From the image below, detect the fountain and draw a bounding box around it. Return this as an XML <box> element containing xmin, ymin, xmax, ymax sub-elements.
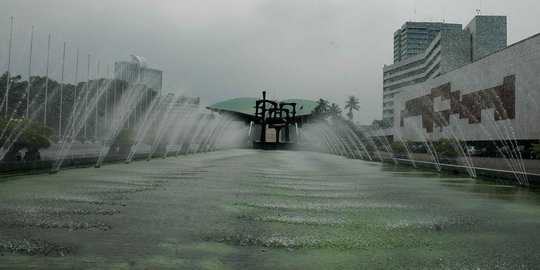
<box><xmin>2</xmin><ymin>7</ymin><xmax>540</xmax><ymax>270</ymax></box>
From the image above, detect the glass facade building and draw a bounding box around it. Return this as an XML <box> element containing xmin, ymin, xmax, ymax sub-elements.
<box><xmin>115</xmin><ymin>55</ymin><xmax>163</xmax><ymax>93</ymax></box>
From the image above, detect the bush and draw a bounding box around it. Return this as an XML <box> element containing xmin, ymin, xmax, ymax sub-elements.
<box><xmin>76</xmin><ymin>134</ymin><xmax>86</xmax><ymax>143</ymax></box>
<box><xmin>532</xmin><ymin>143</ymin><xmax>540</xmax><ymax>159</ymax></box>
<box><xmin>391</xmin><ymin>141</ymin><xmax>407</xmax><ymax>155</ymax></box>
<box><xmin>0</xmin><ymin>115</ymin><xmax>55</xmax><ymax>161</ymax></box>
<box><xmin>434</xmin><ymin>138</ymin><xmax>458</xmax><ymax>158</ymax></box>
<box><xmin>110</xmin><ymin>128</ymin><xmax>135</xmax><ymax>154</ymax></box>
<box><xmin>362</xmin><ymin>140</ymin><xmax>376</xmax><ymax>152</ymax></box>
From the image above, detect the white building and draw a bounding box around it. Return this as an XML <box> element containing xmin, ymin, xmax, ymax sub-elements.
<box><xmin>115</xmin><ymin>55</ymin><xmax>163</xmax><ymax>93</ymax></box>
<box><xmin>382</xmin><ymin>16</ymin><xmax>507</xmax><ymax>126</ymax></box>
<box><xmin>393</xmin><ymin>22</ymin><xmax>462</xmax><ymax>63</ymax></box>
<box><xmin>394</xmin><ymin>33</ymin><xmax>540</xmax><ymax>143</ymax></box>
<box><xmin>162</xmin><ymin>93</ymin><xmax>200</xmax><ymax>114</ymax></box>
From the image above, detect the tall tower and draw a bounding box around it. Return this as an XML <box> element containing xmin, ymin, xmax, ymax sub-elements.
<box><xmin>114</xmin><ymin>55</ymin><xmax>163</xmax><ymax>93</ymax></box>
<box><xmin>393</xmin><ymin>22</ymin><xmax>462</xmax><ymax>62</ymax></box>
<box><xmin>465</xmin><ymin>16</ymin><xmax>507</xmax><ymax>61</ymax></box>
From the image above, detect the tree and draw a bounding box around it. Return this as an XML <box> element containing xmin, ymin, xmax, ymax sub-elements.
<box><xmin>328</xmin><ymin>103</ymin><xmax>342</xmax><ymax>119</ymax></box>
<box><xmin>0</xmin><ymin>115</ymin><xmax>55</xmax><ymax>161</ymax></box>
<box><xmin>2</xmin><ymin>70</ymin><xmax>159</xmax><ymax>143</ymax></box>
<box><xmin>434</xmin><ymin>138</ymin><xmax>458</xmax><ymax>158</ymax></box>
<box><xmin>0</xmin><ymin>72</ymin><xmax>28</xmax><ymax>116</ymax></box>
<box><xmin>110</xmin><ymin>128</ymin><xmax>134</xmax><ymax>155</ymax></box>
<box><xmin>531</xmin><ymin>142</ymin><xmax>540</xmax><ymax>159</ymax></box>
<box><xmin>371</xmin><ymin>119</ymin><xmax>390</xmax><ymax>129</ymax></box>
<box><xmin>391</xmin><ymin>140</ymin><xmax>407</xmax><ymax>155</ymax></box>
<box><xmin>344</xmin><ymin>95</ymin><xmax>360</xmax><ymax>121</ymax></box>
<box><xmin>312</xmin><ymin>98</ymin><xmax>330</xmax><ymax>119</ymax></box>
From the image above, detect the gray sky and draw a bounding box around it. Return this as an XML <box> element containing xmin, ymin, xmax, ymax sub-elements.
<box><xmin>1</xmin><ymin>0</ymin><xmax>539</xmax><ymax>124</ymax></box>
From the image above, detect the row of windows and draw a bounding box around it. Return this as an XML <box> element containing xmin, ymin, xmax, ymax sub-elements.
<box><xmin>384</xmin><ymin>52</ymin><xmax>440</xmax><ymax>85</ymax></box>
<box><xmin>383</xmin><ymin>101</ymin><xmax>394</xmax><ymax>107</ymax></box>
<box><xmin>400</xmin><ymin>34</ymin><xmax>430</xmax><ymax>40</ymax></box>
<box><xmin>383</xmin><ymin>61</ymin><xmax>440</xmax><ymax>92</ymax></box>
<box><xmin>384</xmin><ymin>39</ymin><xmax>441</xmax><ymax>76</ymax></box>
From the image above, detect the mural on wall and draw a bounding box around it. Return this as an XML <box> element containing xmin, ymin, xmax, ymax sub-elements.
<box><xmin>400</xmin><ymin>75</ymin><xmax>515</xmax><ymax>133</ymax></box>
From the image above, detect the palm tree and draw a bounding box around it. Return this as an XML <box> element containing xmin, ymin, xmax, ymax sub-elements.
<box><xmin>329</xmin><ymin>103</ymin><xmax>342</xmax><ymax>119</ymax></box>
<box><xmin>312</xmin><ymin>98</ymin><xmax>330</xmax><ymax>118</ymax></box>
<box><xmin>344</xmin><ymin>95</ymin><xmax>360</xmax><ymax>121</ymax></box>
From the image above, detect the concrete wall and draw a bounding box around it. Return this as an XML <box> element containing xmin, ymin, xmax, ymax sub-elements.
<box><xmin>466</xmin><ymin>16</ymin><xmax>507</xmax><ymax>61</ymax></box>
<box><xmin>394</xmin><ymin>33</ymin><xmax>540</xmax><ymax>142</ymax></box>
<box><xmin>439</xmin><ymin>31</ymin><xmax>472</xmax><ymax>73</ymax></box>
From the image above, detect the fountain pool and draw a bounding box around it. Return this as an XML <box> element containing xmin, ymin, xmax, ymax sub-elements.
<box><xmin>0</xmin><ymin>149</ymin><xmax>539</xmax><ymax>269</ymax></box>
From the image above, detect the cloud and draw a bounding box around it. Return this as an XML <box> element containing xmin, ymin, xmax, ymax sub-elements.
<box><xmin>1</xmin><ymin>0</ymin><xmax>540</xmax><ymax>124</ymax></box>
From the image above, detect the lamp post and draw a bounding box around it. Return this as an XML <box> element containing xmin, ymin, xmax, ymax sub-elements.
<box><xmin>113</xmin><ymin>65</ymin><xmax>117</xmax><ymax>125</ymax></box>
<box><xmin>59</xmin><ymin>42</ymin><xmax>66</xmax><ymax>138</ymax></box>
<box><xmin>95</xmin><ymin>59</ymin><xmax>100</xmax><ymax>141</ymax></box>
<box><xmin>73</xmin><ymin>49</ymin><xmax>79</xmax><ymax>129</ymax></box>
<box><xmin>105</xmin><ymin>64</ymin><xmax>109</xmax><ymax>130</ymax></box>
<box><xmin>84</xmin><ymin>54</ymin><xmax>90</xmax><ymax>140</ymax></box>
<box><xmin>71</xmin><ymin>48</ymin><xmax>79</xmax><ymax>135</ymax></box>
<box><xmin>26</xmin><ymin>26</ymin><xmax>33</xmax><ymax>118</ymax></box>
<box><xmin>5</xmin><ymin>17</ymin><xmax>13</xmax><ymax>114</ymax></box>
<box><xmin>44</xmin><ymin>34</ymin><xmax>51</xmax><ymax>126</ymax></box>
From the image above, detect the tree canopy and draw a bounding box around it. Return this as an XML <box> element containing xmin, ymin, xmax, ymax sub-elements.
<box><xmin>1</xmin><ymin>114</ymin><xmax>55</xmax><ymax>161</ymax></box>
<box><xmin>328</xmin><ymin>103</ymin><xmax>343</xmax><ymax>119</ymax></box>
<box><xmin>311</xmin><ymin>98</ymin><xmax>330</xmax><ymax>119</ymax></box>
<box><xmin>344</xmin><ymin>95</ymin><xmax>360</xmax><ymax>121</ymax></box>
<box><xmin>371</xmin><ymin>119</ymin><xmax>391</xmax><ymax>129</ymax></box>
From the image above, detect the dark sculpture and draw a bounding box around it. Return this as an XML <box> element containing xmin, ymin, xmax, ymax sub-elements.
<box><xmin>254</xmin><ymin>91</ymin><xmax>297</xmax><ymax>144</ymax></box>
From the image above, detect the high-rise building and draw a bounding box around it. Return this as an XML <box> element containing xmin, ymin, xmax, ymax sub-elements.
<box><xmin>162</xmin><ymin>93</ymin><xmax>200</xmax><ymax>113</ymax></box>
<box><xmin>393</xmin><ymin>31</ymin><xmax>540</xmax><ymax>146</ymax></box>
<box><xmin>393</xmin><ymin>22</ymin><xmax>462</xmax><ymax>63</ymax></box>
<box><xmin>382</xmin><ymin>16</ymin><xmax>507</xmax><ymax>126</ymax></box>
<box><xmin>465</xmin><ymin>16</ymin><xmax>507</xmax><ymax>61</ymax></box>
<box><xmin>115</xmin><ymin>55</ymin><xmax>163</xmax><ymax>92</ymax></box>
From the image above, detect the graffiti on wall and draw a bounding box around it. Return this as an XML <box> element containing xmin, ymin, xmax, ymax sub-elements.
<box><xmin>400</xmin><ymin>75</ymin><xmax>515</xmax><ymax>133</ymax></box>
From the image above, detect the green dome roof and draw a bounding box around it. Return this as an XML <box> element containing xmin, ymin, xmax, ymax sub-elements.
<box><xmin>281</xmin><ymin>99</ymin><xmax>318</xmax><ymax>116</ymax></box>
<box><xmin>207</xmin><ymin>98</ymin><xmax>317</xmax><ymax>117</ymax></box>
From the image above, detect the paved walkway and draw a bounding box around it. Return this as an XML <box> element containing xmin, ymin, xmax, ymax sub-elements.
<box><xmin>388</xmin><ymin>152</ymin><xmax>540</xmax><ymax>175</ymax></box>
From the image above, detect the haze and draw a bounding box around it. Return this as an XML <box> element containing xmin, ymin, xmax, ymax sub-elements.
<box><xmin>1</xmin><ymin>0</ymin><xmax>539</xmax><ymax>124</ymax></box>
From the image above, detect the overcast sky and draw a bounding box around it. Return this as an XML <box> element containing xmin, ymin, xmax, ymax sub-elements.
<box><xmin>1</xmin><ymin>0</ymin><xmax>539</xmax><ymax>124</ymax></box>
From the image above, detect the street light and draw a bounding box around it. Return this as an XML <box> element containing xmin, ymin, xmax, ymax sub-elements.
<box><xmin>26</xmin><ymin>25</ymin><xmax>34</xmax><ymax>118</ymax></box>
<box><xmin>44</xmin><ymin>34</ymin><xmax>51</xmax><ymax>126</ymax></box>
<box><xmin>95</xmin><ymin>59</ymin><xmax>100</xmax><ymax>141</ymax></box>
<box><xmin>84</xmin><ymin>54</ymin><xmax>90</xmax><ymax>140</ymax></box>
<box><xmin>5</xmin><ymin>17</ymin><xmax>13</xmax><ymax>115</ymax></box>
<box><xmin>59</xmin><ymin>42</ymin><xmax>66</xmax><ymax>138</ymax></box>
<box><xmin>72</xmin><ymin>48</ymin><xmax>79</xmax><ymax>137</ymax></box>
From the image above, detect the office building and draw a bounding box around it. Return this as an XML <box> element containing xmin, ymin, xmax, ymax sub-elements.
<box><xmin>393</xmin><ymin>22</ymin><xmax>462</xmax><ymax>63</ymax></box>
<box><xmin>115</xmin><ymin>55</ymin><xmax>163</xmax><ymax>93</ymax></box>
<box><xmin>162</xmin><ymin>93</ymin><xmax>200</xmax><ymax>113</ymax></box>
<box><xmin>395</xmin><ymin>32</ymin><xmax>540</xmax><ymax>144</ymax></box>
<box><xmin>382</xmin><ymin>16</ymin><xmax>507</xmax><ymax>126</ymax></box>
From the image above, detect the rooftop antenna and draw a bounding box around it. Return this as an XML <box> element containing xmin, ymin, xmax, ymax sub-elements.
<box><xmin>476</xmin><ymin>0</ymin><xmax>482</xmax><ymax>15</ymax></box>
<box><xmin>413</xmin><ymin>2</ymin><xmax>417</xmax><ymax>22</ymax></box>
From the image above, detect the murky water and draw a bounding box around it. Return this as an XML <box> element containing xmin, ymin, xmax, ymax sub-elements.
<box><xmin>1</xmin><ymin>150</ymin><xmax>539</xmax><ymax>269</ymax></box>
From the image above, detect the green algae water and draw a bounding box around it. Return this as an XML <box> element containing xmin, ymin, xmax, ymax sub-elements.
<box><xmin>1</xmin><ymin>150</ymin><xmax>540</xmax><ymax>269</ymax></box>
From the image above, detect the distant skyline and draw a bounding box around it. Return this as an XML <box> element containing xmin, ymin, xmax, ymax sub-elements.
<box><xmin>1</xmin><ymin>0</ymin><xmax>540</xmax><ymax>124</ymax></box>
